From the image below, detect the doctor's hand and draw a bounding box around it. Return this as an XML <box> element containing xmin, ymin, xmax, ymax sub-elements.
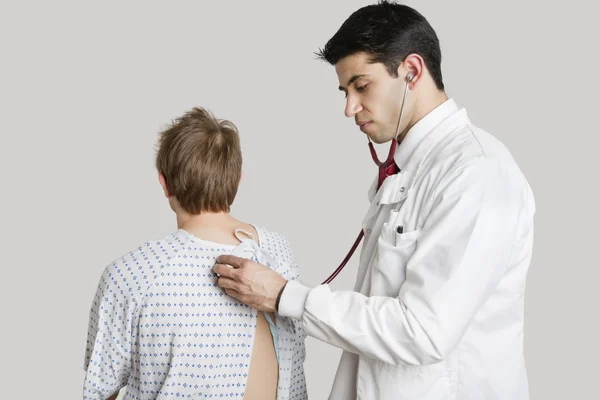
<box><xmin>213</xmin><ymin>255</ymin><xmax>287</xmax><ymax>313</ymax></box>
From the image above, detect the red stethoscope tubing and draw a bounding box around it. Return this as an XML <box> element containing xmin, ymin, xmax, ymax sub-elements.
<box><xmin>321</xmin><ymin>75</ymin><xmax>411</xmax><ymax>285</ymax></box>
<box><xmin>320</xmin><ymin>138</ymin><xmax>398</xmax><ymax>284</ymax></box>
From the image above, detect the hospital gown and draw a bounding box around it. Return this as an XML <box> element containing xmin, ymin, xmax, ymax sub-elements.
<box><xmin>83</xmin><ymin>227</ymin><xmax>307</xmax><ymax>400</ymax></box>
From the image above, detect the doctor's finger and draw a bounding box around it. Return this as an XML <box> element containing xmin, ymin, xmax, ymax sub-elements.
<box><xmin>225</xmin><ymin>288</ymin><xmax>243</xmax><ymax>302</ymax></box>
<box><xmin>213</xmin><ymin>263</ymin><xmax>236</xmax><ymax>278</ymax></box>
<box><xmin>217</xmin><ymin>277</ymin><xmax>240</xmax><ymax>291</ymax></box>
<box><xmin>215</xmin><ymin>255</ymin><xmax>247</xmax><ymax>269</ymax></box>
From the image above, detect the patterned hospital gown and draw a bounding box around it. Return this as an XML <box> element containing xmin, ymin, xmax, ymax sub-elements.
<box><xmin>83</xmin><ymin>226</ymin><xmax>307</xmax><ymax>400</ymax></box>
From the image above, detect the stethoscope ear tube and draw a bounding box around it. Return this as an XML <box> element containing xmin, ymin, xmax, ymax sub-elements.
<box><xmin>321</xmin><ymin>79</ymin><xmax>411</xmax><ymax>284</ymax></box>
<box><xmin>321</xmin><ymin>230</ymin><xmax>364</xmax><ymax>284</ymax></box>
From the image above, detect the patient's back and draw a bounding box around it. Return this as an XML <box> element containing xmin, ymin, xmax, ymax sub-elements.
<box><xmin>83</xmin><ymin>222</ymin><xmax>307</xmax><ymax>400</ymax></box>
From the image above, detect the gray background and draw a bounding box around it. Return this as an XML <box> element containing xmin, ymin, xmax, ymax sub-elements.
<box><xmin>1</xmin><ymin>0</ymin><xmax>598</xmax><ymax>398</ymax></box>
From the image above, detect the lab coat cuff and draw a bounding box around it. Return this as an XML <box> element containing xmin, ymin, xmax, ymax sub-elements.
<box><xmin>277</xmin><ymin>280</ymin><xmax>311</xmax><ymax>320</ymax></box>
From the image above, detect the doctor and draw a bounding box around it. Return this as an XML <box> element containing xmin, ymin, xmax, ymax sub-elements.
<box><xmin>214</xmin><ymin>1</ymin><xmax>535</xmax><ymax>399</ymax></box>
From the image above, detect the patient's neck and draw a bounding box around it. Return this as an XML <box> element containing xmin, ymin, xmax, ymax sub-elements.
<box><xmin>176</xmin><ymin>209</ymin><xmax>254</xmax><ymax>246</ymax></box>
<box><xmin>177</xmin><ymin>210</ymin><xmax>236</xmax><ymax>231</ymax></box>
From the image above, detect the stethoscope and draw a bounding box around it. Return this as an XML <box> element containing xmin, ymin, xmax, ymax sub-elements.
<box><xmin>322</xmin><ymin>71</ymin><xmax>415</xmax><ymax>284</ymax></box>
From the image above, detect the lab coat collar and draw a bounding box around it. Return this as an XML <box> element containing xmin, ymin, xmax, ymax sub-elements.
<box><xmin>367</xmin><ymin>99</ymin><xmax>469</xmax><ymax>205</ymax></box>
<box><xmin>394</xmin><ymin>98</ymin><xmax>459</xmax><ymax>169</ymax></box>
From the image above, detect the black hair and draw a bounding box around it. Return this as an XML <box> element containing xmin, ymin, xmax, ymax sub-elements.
<box><xmin>316</xmin><ymin>1</ymin><xmax>444</xmax><ymax>90</ymax></box>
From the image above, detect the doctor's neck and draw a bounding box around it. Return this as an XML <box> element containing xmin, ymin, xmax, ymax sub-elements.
<box><xmin>398</xmin><ymin>85</ymin><xmax>449</xmax><ymax>142</ymax></box>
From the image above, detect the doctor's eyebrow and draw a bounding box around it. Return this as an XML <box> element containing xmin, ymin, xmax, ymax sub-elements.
<box><xmin>338</xmin><ymin>74</ymin><xmax>370</xmax><ymax>91</ymax></box>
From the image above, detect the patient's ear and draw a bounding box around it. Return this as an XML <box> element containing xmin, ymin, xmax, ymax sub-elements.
<box><xmin>158</xmin><ymin>172</ymin><xmax>170</xmax><ymax>197</ymax></box>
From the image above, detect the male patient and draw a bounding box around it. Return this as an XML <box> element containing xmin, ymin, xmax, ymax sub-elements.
<box><xmin>83</xmin><ymin>107</ymin><xmax>307</xmax><ymax>400</ymax></box>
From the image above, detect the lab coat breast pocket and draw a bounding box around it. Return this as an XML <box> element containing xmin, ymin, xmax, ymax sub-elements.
<box><xmin>371</xmin><ymin>223</ymin><xmax>420</xmax><ymax>297</ymax></box>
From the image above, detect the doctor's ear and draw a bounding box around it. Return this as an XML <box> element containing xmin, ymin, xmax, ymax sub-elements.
<box><xmin>399</xmin><ymin>53</ymin><xmax>424</xmax><ymax>86</ymax></box>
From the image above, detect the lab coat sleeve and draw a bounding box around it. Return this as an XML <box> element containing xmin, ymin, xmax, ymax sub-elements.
<box><xmin>279</xmin><ymin>235</ymin><xmax>309</xmax><ymax>358</ymax></box>
<box><xmin>278</xmin><ymin>157</ymin><xmax>525</xmax><ymax>365</ymax></box>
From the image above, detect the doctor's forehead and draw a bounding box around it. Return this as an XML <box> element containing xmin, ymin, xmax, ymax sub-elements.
<box><xmin>335</xmin><ymin>53</ymin><xmax>383</xmax><ymax>88</ymax></box>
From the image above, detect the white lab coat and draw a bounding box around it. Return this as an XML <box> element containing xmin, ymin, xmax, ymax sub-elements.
<box><xmin>279</xmin><ymin>99</ymin><xmax>535</xmax><ymax>400</ymax></box>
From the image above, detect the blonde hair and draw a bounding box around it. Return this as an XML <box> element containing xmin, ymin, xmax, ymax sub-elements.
<box><xmin>155</xmin><ymin>107</ymin><xmax>242</xmax><ymax>214</ymax></box>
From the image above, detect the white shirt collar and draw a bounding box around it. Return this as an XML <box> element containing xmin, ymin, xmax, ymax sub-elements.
<box><xmin>367</xmin><ymin>98</ymin><xmax>467</xmax><ymax>204</ymax></box>
<box><xmin>394</xmin><ymin>98</ymin><xmax>459</xmax><ymax>169</ymax></box>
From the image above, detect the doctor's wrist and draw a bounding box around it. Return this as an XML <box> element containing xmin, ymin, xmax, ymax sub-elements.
<box><xmin>275</xmin><ymin>281</ymin><xmax>288</xmax><ymax>312</ymax></box>
<box><xmin>276</xmin><ymin>280</ymin><xmax>311</xmax><ymax>319</ymax></box>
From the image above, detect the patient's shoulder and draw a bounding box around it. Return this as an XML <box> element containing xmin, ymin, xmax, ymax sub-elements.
<box><xmin>253</xmin><ymin>225</ymin><xmax>299</xmax><ymax>277</ymax></box>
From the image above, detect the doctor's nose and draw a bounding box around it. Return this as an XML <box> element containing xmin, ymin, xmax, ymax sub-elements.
<box><xmin>345</xmin><ymin>95</ymin><xmax>363</xmax><ymax>118</ymax></box>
